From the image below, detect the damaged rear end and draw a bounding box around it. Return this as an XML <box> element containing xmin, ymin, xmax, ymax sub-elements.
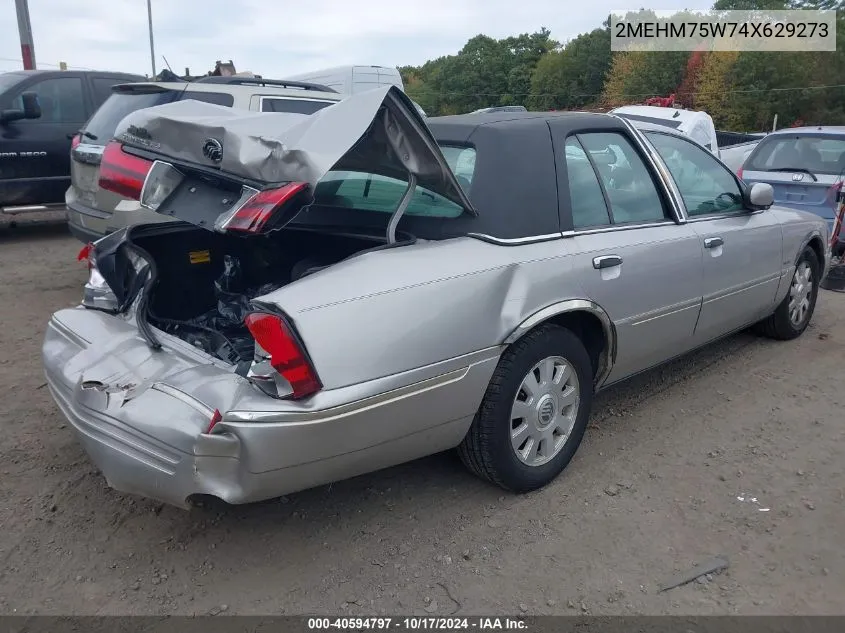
<box><xmin>43</xmin><ymin>86</ymin><xmax>478</xmax><ymax>508</ymax></box>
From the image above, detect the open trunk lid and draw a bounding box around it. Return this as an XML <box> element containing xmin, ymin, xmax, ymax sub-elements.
<box><xmin>104</xmin><ymin>85</ymin><xmax>475</xmax><ymax>235</ymax></box>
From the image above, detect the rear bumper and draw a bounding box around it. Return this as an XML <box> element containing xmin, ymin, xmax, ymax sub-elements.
<box><xmin>43</xmin><ymin>309</ymin><xmax>497</xmax><ymax>508</ymax></box>
<box><xmin>67</xmin><ymin>218</ymin><xmax>105</xmax><ymax>243</ymax></box>
<box><xmin>65</xmin><ymin>195</ymin><xmax>173</xmax><ymax>243</ymax></box>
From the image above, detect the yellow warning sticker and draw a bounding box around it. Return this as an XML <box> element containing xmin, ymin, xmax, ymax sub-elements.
<box><xmin>189</xmin><ymin>250</ymin><xmax>211</xmax><ymax>264</ymax></box>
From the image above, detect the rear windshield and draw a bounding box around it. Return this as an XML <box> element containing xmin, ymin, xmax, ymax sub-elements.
<box><xmin>83</xmin><ymin>88</ymin><xmax>234</xmax><ymax>146</ymax></box>
<box><xmin>260</xmin><ymin>98</ymin><xmax>334</xmax><ymax>115</ymax></box>
<box><xmin>746</xmin><ymin>134</ymin><xmax>845</xmax><ymax>176</ymax></box>
<box><xmin>311</xmin><ymin>146</ymin><xmax>476</xmax><ymax>218</ymax></box>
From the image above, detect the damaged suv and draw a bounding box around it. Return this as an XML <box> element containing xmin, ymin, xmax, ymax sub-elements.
<box><xmin>43</xmin><ymin>87</ymin><xmax>828</xmax><ymax>508</ymax></box>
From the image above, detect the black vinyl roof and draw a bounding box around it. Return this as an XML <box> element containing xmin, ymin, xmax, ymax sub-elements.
<box><xmin>412</xmin><ymin>111</ymin><xmax>630</xmax><ymax>240</ymax></box>
<box><xmin>288</xmin><ymin>111</ymin><xmax>641</xmax><ymax>242</ymax></box>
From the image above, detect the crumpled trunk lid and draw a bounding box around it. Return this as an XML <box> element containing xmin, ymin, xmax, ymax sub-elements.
<box><xmin>111</xmin><ymin>85</ymin><xmax>475</xmax><ymax>233</ymax></box>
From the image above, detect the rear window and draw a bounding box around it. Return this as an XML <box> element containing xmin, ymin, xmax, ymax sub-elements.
<box><xmin>84</xmin><ymin>90</ymin><xmax>178</xmax><ymax>145</ymax></box>
<box><xmin>312</xmin><ymin>146</ymin><xmax>476</xmax><ymax>218</ymax></box>
<box><xmin>83</xmin><ymin>88</ymin><xmax>234</xmax><ymax>145</ymax></box>
<box><xmin>261</xmin><ymin>98</ymin><xmax>334</xmax><ymax>115</ymax></box>
<box><xmin>746</xmin><ymin>134</ymin><xmax>845</xmax><ymax>176</ymax></box>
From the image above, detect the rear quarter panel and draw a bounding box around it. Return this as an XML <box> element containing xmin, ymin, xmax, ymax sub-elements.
<box><xmin>769</xmin><ymin>205</ymin><xmax>829</xmax><ymax>296</ymax></box>
<box><xmin>261</xmin><ymin>236</ymin><xmax>583</xmax><ymax>391</ymax></box>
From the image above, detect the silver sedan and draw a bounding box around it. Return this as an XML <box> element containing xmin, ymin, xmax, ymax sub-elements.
<box><xmin>42</xmin><ymin>87</ymin><xmax>830</xmax><ymax>508</ymax></box>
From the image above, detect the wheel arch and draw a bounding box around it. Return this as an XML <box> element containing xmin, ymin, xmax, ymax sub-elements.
<box><xmin>802</xmin><ymin>232</ymin><xmax>827</xmax><ymax>273</ymax></box>
<box><xmin>502</xmin><ymin>300</ymin><xmax>617</xmax><ymax>388</ymax></box>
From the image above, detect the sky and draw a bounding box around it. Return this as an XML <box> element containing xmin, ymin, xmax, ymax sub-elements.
<box><xmin>1</xmin><ymin>0</ymin><xmax>704</xmax><ymax>78</ymax></box>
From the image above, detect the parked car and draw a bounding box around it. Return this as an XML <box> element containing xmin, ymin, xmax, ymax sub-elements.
<box><xmin>611</xmin><ymin>105</ymin><xmax>719</xmax><ymax>157</ymax></box>
<box><xmin>65</xmin><ymin>76</ymin><xmax>343</xmax><ymax>242</ymax></box>
<box><xmin>720</xmin><ymin>139</ymin><xmax>761</xmax><ymax>173</ymax></box>
<box><xmin>739</xmin><ymin>126</ymin><xmax>845</xmax><ymax>256</ymax></box>
<box><xmin>0</xmin><ymin>69</ymin><xmax>144</xmax><ymax>216</ymax></box>
<box><xmin>42</xmin><ymin>87</ymin><xmax>829</xmax><ymax>508</ymax></box>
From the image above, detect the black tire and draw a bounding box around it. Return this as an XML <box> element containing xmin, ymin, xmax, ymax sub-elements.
<box><xmin>458</xmin><ymin>324</ymin><xmax>593</xmax><ymax>492</ymax></box>
<box><xmin>755</xmin><ymin>246</ymin><xmax>820</xmax><ymax>341</ymax></box>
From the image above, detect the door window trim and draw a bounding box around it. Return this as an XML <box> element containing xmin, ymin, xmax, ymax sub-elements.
<box><xmin>642</xmin><ymin>129</ymin><xmax>752</xmax><ymax>221</ymax></box>
<box><xmin>617</xmin><ymin>116</ymin><xmax>688</xmax><ymax>222</ymax></box>
<box><xmin>560</xmin><ymin>128</ymin><xmax>682</xmax><ymax>236</ymax></box>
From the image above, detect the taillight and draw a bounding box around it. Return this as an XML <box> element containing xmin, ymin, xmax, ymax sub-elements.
<box><xmin>98</xmin><ymin>141</ymin><xmax>153</xmax><ymax>200</ymax></box>
<box><xmin>206</xmin><ymin>409</ymin><xmax>223</xmax><ymax>434</ymax></box>
<box><xmin>77</xmin><ymin>242</ymin><xmax>94</xmax><ymax>268</ymax></box>
<box><xmin>77</xmin><ymin>242</ymin><xmax>119</xmax><ymax>312</ymax></box>
<box><xmin>244</xmin><ymin>312</ymin><xmax>321</xmax><ymax>399</ymax></box>
<box><xmin>216</xmin><ymin>182</ymin><xmax>308</xmax><ymax>233</ymax></box>
<box><xmin>71</xmin><ymin>134</ymin><xmax>81</xmax><ymax>150</ymax></box>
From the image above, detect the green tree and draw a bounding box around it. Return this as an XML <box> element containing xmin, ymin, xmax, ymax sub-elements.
<box><xmin>528</xmin><ymin>27</ymin><xmax>611</xmax><ymax>110</ymax></box>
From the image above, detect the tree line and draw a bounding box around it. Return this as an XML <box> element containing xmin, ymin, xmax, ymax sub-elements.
<box><xmin>398</xmin><ymin>0</ymin><xmax>845</xmax><ymax>131</ymax></box>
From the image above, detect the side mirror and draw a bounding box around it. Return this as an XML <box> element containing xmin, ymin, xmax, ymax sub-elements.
<box><xmin>0</xmin><ymin>91</ymin><xmax>41</xmax><ymax>124</ymax></box>
<box><xmin>20</xmin><ymin>92</ymin><xmax>41</xmax><ymax>119</ymax></box>
<box><xmin>747</xmin><ymin>182</ymin><xmax>774</xmax><ymax>209</ymax></box>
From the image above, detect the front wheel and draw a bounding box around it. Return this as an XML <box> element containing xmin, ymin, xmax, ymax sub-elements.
<box><xmin>458</xmin><ymin>324</ymin><xmax>593</xmax><ymax>492</ymax></box>
<box><xmin>755</xmin><ymin>246</ymin><xmax>820</xmax><ymax>340</ymax></box>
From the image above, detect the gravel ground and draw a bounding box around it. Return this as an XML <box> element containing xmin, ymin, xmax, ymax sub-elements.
<box><xmin>0</xmin><ymin>220</ymin><xmax>843</xmax><ymax>616</ymax></box>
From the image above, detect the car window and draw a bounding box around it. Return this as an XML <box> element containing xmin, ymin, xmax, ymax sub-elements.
<box><xmin>10</xmin><ymin>77</ymin><xmax>85</xmax><ymax>123</ymax></box>
<box><xmin>312</xmin><ymin>145</ymin><xmax>475</xmax><ymax>218</ymax></box>
<box><xmin>261</xmin><ymin>98</ymin><xmax>334</xmax><ymax>115</ymax></box>
<box><xmin>564</xmin><ymin>137</ymin><xmax>611</xmax><ymax>228</ymax></box>
<box><xmin>577</xmin><ymin>132</ymin><xmax>669</xmax><ymax>224</ymax></box>
<box><xmin>746</xmin><ymin>134</ymin><xmax>845</xmax><ymax>176</ymax></box>
<box><xmin>645</xmin><ymin>131</ymin><xmax>744</xmax><ymax>217</ymax></box>
<box><xmin>0</xmin><ymin>73</ymin><xmax>25</xmax><ymax>95</ymax></box>
<box><xmin>83</xmin><ymin>90</ymin><xmax>178</xmax><ymax>145</ymax></box>
<box><xmin>91</xmin><ymin>77</ymin><xmax>125</xmax><ymax>108</ymax></box>
<box><xmin>181</xmin><ymin>91</ymin><xmax>234</xmax><ymax>107</ymax></box>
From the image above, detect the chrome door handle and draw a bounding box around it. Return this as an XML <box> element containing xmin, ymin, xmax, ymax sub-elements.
<box><xmin>704</xmin><ymin>237</ymin><xmax>723</xmax><ymax>248</ymax></box>
<box><xmin>593</xmin><ymin>255</ymin><xmax>623</xmax><ymax>269</ymax></box>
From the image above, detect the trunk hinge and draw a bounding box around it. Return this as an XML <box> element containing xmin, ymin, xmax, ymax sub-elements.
<box><xmin>386</xmin><ymin>173</ymin><xmax>417</xmax><ymax>245</ymax></box>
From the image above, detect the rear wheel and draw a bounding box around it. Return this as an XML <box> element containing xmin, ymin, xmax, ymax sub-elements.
<box><xmin>458</xmin><ymin>324</ymin><xmax>593</xmax><ymax>492</ymax></box>
<box><xmin>755</xmin><ymin>246</ymin><xmax>820</xmax><ymax>340</ymax></box>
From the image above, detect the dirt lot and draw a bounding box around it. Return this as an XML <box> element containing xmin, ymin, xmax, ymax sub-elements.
<box><xmin>0</xmin><ymin>219</ymin><xmax>843</xmax><ymax>616</ymax></box>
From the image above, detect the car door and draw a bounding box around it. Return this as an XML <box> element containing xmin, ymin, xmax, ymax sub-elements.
<box><xmin>643</xmin><ymin>131</ymin><xmax>783</xmax><ymax>345</ymax></box>
<box><xmin>552</xmin><ymin>126</ymin><xmax>704</xmax><ymax>383</ymax></box>
<box><xmin>0</xmin><ymin>74</ymin><xmax>88</xmax><ymax>207</ymax></box>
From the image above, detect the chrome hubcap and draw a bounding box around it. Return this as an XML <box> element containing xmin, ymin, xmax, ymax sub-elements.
<box><xmin>510</xmin><ymin>356</ymin><xmax>580</xmax><ymax>467</ymax></box>
<box><xmin>789</xmin><ymin>261</ymin><xmax>813</xmax><ymax>327</ymax></box>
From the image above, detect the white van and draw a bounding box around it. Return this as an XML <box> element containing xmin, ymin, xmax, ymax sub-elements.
<box><xmin>284</xmin><ymin>65</ymin><xmax>427</xmax><ymax>116</ymax></box>
<box><xmin>610</xmin><ymin>105</ymin><xmax>719</xmax><ymax>158</ymax></box>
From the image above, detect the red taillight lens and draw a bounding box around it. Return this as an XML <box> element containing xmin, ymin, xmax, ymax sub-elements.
<box><xmin>244</xmin><ymin>312</ymin><xmax>321</xmax><ymax>399</ymax></box>
<box><xmin>77</xmin><ymin>242</ymin><xmax>93</xmax><ymax>263</ymax></box>
<box><xmin>206</xmin><ymin>409</ymin><xmax>222</xmax><ymax>434</ymax></box>
<box><xmin>71</xmin><ymin>134</ymin><xmax>81</xmax><ymax>150</ymax></box>
<box><xmin>98</xmin><ymin>141</ymin><xmax>153</xmax><ymax>200</ymax></box>
<box><xmin>222</xmin><ymin>182</ymin><xmax>308</xmax><ymax>233</ymax></box>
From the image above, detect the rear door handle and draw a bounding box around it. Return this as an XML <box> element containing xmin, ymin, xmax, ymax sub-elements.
<box><xmin>704</xmin><ymin>237</ymin><xmax>724</xmax><ymax>248</ymax></box>
<box><xmin>593</xmin><ymin>255</ymin><xmax>623</xmax><ymax>269</ymax></box>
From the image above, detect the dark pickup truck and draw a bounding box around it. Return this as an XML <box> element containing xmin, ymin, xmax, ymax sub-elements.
<box><xmin>0</xmin><ymin>69</ymin><xmax>143</xmax><ymax>216</ymax></box>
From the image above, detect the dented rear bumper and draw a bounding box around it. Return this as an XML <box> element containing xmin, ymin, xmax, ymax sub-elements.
<box><xmin>43</xmin><ymin>308</ymin><xmax>499</xmax><ymax>508</ymax></box>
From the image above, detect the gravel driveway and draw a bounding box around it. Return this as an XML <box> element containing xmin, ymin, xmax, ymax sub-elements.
<box><xmin>1</xmin><ymin>221</ymin><xmax>843</xmax><ymax>616</ymax></box>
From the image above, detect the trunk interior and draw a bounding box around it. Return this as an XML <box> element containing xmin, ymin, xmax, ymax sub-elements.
<box><xmin>131</xmin><ymin>225</ymin><xmax>387</xmax><ymax>367</ymax></box>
